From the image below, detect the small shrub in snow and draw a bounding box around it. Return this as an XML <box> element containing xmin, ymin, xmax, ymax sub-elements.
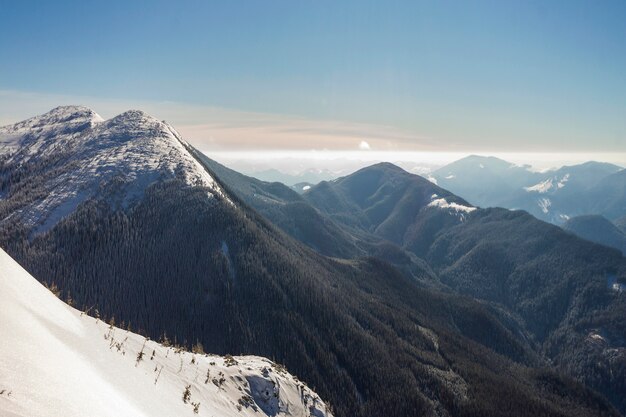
<box><xmin>192</xmin><ymin>341</ymin><xmax>204</xmax><ymax>354</ymax></box>
<box><xmin>182</xmin><ymin>385</ymin><xmax>191</xmax><ymax>403</ymax></box>
<box><xmin>44</xmin><ymin>281</ymin><xmax>61</xmax><ymax>298</ymax></box>
<box><xmin>224</xmin><ymin>354</ymin><xmax>238</xmax><ymax>367</ymax></box>
<box><xmin>136</xmin><ymin>339</ymin><xmax>147</xmax><ymax>366</ymax></box>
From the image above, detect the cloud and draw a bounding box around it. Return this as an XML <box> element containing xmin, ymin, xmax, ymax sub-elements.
<box><xmin>358</xmin><ymin>140</ymin><xmax>371</xmax><ymax>150</ymax></box>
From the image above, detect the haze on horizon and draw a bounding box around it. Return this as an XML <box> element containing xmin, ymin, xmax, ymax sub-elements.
<box><xmin>1</xmin><ymin>0</ymin><xmax>625</xmax><ymax>160</ymax></box>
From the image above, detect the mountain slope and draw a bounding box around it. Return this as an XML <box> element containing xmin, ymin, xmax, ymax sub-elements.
<box><xmin>589</xmin><ymin>169</ymin><xmax>626</xmax><ymax>221</ymax></box>
<box><xmin>0</xmin><ymin>107</ymin><xmax>621</xmax><ymax>417</ymax></box>
<box><xmin>196</xmin><ymin>155</ymin><xmax>364</xmax><ymax>258</ymax></box>
<box><xmin>432</xmin><ymin>155</ymin><xmax>539</xmax><ymax>207</ymax></box>
<box><xmin>302</xmin><ymin>163</ymin><xmax>626</xmax><ymax>414</ymax></box>
<box><xmin>0</xmin><ymin>248</ymin><xmax>331</xmax><ymax>417</ymax></box>
<box><xmin>563</xmin><ymin>215</ymin><xmax>626</xmax><ymax>255</ymax></box>
<box><xmin>196</xmin><ymin>155</ymin><xmax>439</xmax><ymax>284</ymax></box>
<box><xmin>304</xmin><ymin>162</ymin><xmax>475</xmax><ymax>255</ymax></box>
<box><xmin>422</xmin><ymin>208</ymin><xmax>626</xmax><ymax>412</ymax></box>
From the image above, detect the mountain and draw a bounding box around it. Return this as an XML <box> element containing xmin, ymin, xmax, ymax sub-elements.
<box><xmin>420</xmin><ymin>208</ymin><xmax>626</xmax><ymax>412</ymax></box>
<box><xmin>196</xmin><ymin>155</ymin><xmax>364</xmax><ymax>259</ymax></box>
<box><xmin>245</xmin><ymin>168</ymin><xmax>338</xmax><ymax>186</ymax></box>
<box><xmin>0</xmin><ymin>106</ymin><xmax>229</xmax><ymax>234</ymax></box>
<box><xmin>563</xmin><ymin>215</ymin><xmax>626</xmax><ymax>255</ymax></box>
<box><xmin>0</xmin><ymin>107</ymin><xmax>622</xmax><ymax>417</ymax></box>
<box><xmin>432</xmin><ymin>155</ymin><xmax>538</xmax><ymax>208</ymax></box>
<box><xmin>616</xmin><ymin>216</ymin><xmax>626</xmax><ymax>234</ymax></box>
<box><xmin>304</xmin><ymin>162</ymin><xmax>476</xmax><ymax>255</ymax></box>
<box><xmin>301</xmin><ymin>163</ymin><xmax>626</xmax><ymax>414</ymax></box>
<box><xmin>0</xmin><ymin>247</ymin><xmax>331</xmax><ymax>417</ymax></box>
<box><xmin>197</xmin><ymin>158</ymin><xmax>626</xmax><ymax>412</ymax></box>
<box><xmin>431</xmin><ymin>156</ymin><xmax>624</xmax><ymax>224</ymax></box>
<box><xmin>589</xmin><ymin>169</ymin><xmax>626</xmax><ymax>221</ymax></box>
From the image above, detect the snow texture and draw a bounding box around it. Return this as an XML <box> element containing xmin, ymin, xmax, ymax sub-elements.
<box><xmin>0</xmin><ymin>106</ymin><xmax>230</xmax><ymax>233</ymax></box>
<box><xmin>524</xmin><ymin>174</ymin><xmax>569</xmax><ymax>193</ymax></box>
<box><xmin>537</xmin><ymin>197</ymin><xmax>552</xmax><ymax>214</ymax></box>
<box><xmin>524</xmin><ymin>178</ymin><xmax>554</xmax><ymax>193</ymax></box>
<box><xmin>428</xmin><ymin>194</ymin><xmax>476</xmax><ymax>214</ymax></box>
<box><xmin>0</xmin><ymin>248</ymin><xmax>333</xmax><ymax>417</ymax></box>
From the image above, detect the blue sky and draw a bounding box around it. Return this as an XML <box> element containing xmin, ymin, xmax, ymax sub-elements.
<box><xmin>1</xmin><ymin>0</ymin><xmax>625</xmax><ymax>152</ymax></box>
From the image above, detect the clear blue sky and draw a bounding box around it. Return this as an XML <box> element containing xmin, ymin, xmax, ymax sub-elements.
<box><xmin>1</xmin><ymin>0</ymin><xmax>625</xmax><ymax>151</ymax></box>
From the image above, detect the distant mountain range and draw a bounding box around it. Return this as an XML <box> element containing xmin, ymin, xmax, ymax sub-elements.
<box><xmin>242</xmin><ymin>167</ymin><xmax>340</xmax><ymax>186</ymax></box>
<box><xmin>1</xmin><ymin>107</ymin><xmax>625</xmax><ymax>417</ymax></box>
<box><xmin>430</xmin><ymin>155</ymin><xmax>626</xmax><ymax>225</ymax></box>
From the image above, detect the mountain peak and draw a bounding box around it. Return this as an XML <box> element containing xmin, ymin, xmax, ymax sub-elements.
<box><xmin>110</xmin><ymin>109</ymin><xmax>157</xmax><ymax>124</ymax></box>
<box><xmin>32</xmin><ymin>105</ymin><xmax>105</xmax><ymax>128</ymax></box>
<box><xmin>0</xmin><ymin>106</ymin><xmax>229</xmax><ymax>233</ymax></box>
<box><xmin>45</xmin><ymin>104</ymin><xmax>102</xmax><ymax>119</ymax></box>
<box><xmin>370</xmin><ymin>161</ymin><xmax>405</xmax><ymax>170</ymax></box>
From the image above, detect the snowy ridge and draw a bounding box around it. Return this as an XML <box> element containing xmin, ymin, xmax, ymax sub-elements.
<box><xmin>523</xmin><ymin>174</ymin><xmax>569</xmax><ymax>193</ymax></box>
<box><xmin>524</xmin><ymin>178</ymin><xmax>554</xmax><ymax>193</ymax></box>
<box><xmin>0</xmin><ymin>248</ymin><xmax>333</xmax><ymax>417</ymax></box>
<box><xmin>0</xmin><ymin>106</ymin><xmax>230</xmax><ymax>232</ymax></box>
<box><xmin>0</xmin><ymin>106</ymin><xmax>104</xmax><ymax>155</ymax></box>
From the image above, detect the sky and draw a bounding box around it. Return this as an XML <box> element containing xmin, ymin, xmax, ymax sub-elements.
<box><xmin>1</xmin><ymin>0</ymin><xmax>625</xmax><ymax>159</ymax></box>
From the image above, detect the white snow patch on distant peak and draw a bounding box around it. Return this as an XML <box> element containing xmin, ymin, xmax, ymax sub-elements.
<box><xmin>445</xmin><ymin>174</ymin><xmax>456</xmax><ymax>180</ymax></box>
<box><xmin>557</xmin><ymin>173</ymin><xmax>570</xmax><ymax>189</ymax></box>
<box><xmin>427</xmin><ymin>175</ymin><xmax>438</xmax><ymax>185</ymax></box>
<box><xmin>524</xmin><ymin>178</ymin><xmax>554</xmax><ymax>193</ymax></box>
<box><xmin>428</xmin><ymin>196</ymin><xmax>476</xmax><ymax>214</ymax></box>
<box><xmin>302</xmin><ymin>185</ymin><xmax>311</xmax><ymax>191</ymax></box>
<box><xmin>537</xmin><ymin>197</ymin><xmax>551</xmax><ymax>213</ymax></box>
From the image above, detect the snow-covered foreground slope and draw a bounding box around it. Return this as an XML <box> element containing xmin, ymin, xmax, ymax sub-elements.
<box><xmin>0</xmin><ymin>106</ymin><xmax>230</xmax><ymax>233</ymax></box>
<box><xmin>0</xmin><ymin>248</ymin><xmax>332</xmax><ymax>417</ymax></box>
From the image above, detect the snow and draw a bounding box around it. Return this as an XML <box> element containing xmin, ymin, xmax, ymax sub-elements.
<box><xmin>607</xmin><ymin>275</ymin><xmax>626</xmax><ymax>293</ymax></box>
<box><xmin>524</xmin><ymin>178</ymin><xmax>554</xmax><ymax>193</ymax></box>
<box><xmin>426</xmin><ymin>175</ymin><xmax>438</xmax><ymax>185</ymax></box>
<box><xmin>0</xmin><ymin>106</ymin><xmax>232</xmax><ymax>233</ymax></box>
<box><xmin>302</xmin><ymin>185</ymin><xmax>311</xmax><ymax>191</ymax></box>
<box><xmin>428</xmin><ymin>195</ymin><xmax>476</xmax><ymax>214</ymax></box>
<box><xmin>444</xmin><ymin>174</ymin><xmax>456</xmax><ymax>180</ymax></box>
<box><xmin>0</xmin><ymin>248</ymin><xmax>333</xmax><ymax>417</ymax></box>
<box><xmin>537</xmin><ymin>198</ymin><xmax>551</xmax><ymax>214</ymax></box>
<box><xmin>524</xmin><ymin>174</ymin><xmax>569</xmax><ymax>193</ymax></box>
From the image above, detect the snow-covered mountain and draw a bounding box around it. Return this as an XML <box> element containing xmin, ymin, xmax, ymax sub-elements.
<box><xmin>0</xmin><ymin>247</ymin><xmax>332</xmax><ymax>417</ymax></box>
<box><xmin>0</xmin><ymin>105</ymin><xmax>229</xmax><ymax>233</ymax></box>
